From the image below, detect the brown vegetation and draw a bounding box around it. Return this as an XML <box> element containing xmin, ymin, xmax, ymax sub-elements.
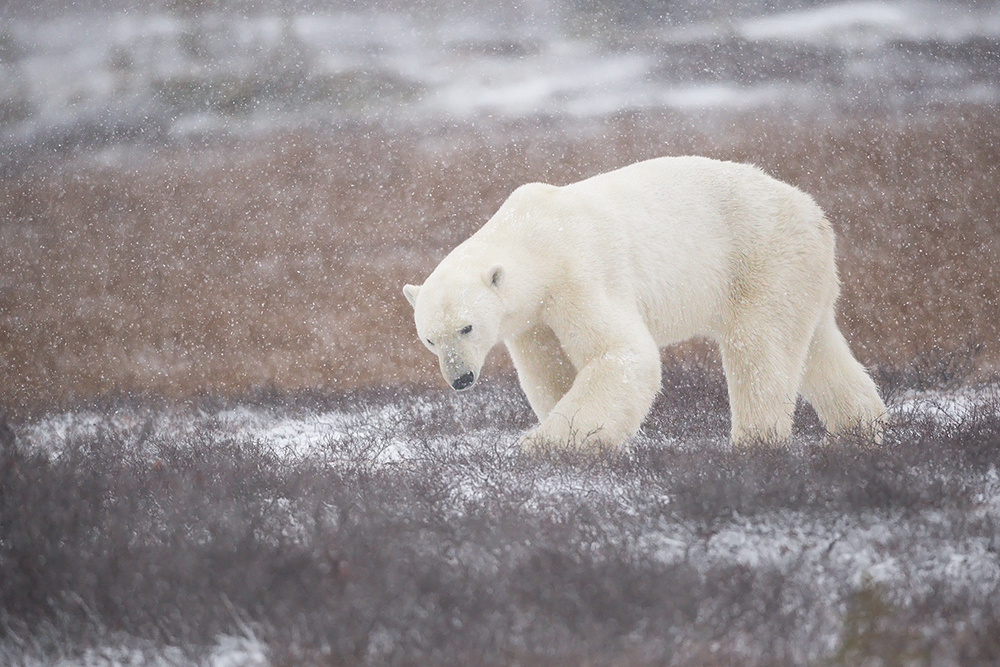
<box><xmin>2</xmin><ymin>106</ymin><xmax>999</xmax><ymax>415</ymax></box>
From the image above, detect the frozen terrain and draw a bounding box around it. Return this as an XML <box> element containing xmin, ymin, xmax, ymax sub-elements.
<box><xmin>5</xmin><ymin>375</ymin><xmax>1000</xmax><ymax>665</ymax></box>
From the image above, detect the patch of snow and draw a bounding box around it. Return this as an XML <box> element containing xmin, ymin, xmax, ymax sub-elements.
<box><xmin>658</xmin><ymin>83</ymin><xmax>798</xmax><ymax>110</ymax></box>
<box><xmin>739</xmin><ymin>1</ymin><xmax>1000</xmax><ymax>46</ymax></box>
<box><xmin>36</xmin><ymin>634</ymin><xmax>268</xmax><ymax>667</ymax></box>
<box><xmin>739</xmin><ymin>2</ymin><xmax>913</xmax><ymax>45</ymax></box>
<box><xmin>891</xmin><ymin>385</ymin><xmax>998</xmax><ymax>424</ymax></box>
<box><xmin>207</xmin><ymin>635</ymin><xmax>269</xmax><ymax>667</ymax></box>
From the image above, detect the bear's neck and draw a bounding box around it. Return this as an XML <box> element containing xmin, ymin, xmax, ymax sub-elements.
<box><xmin>498</xmin><ymin>263</ymin><xmax>549</xmax><ymax>342</ymax></box>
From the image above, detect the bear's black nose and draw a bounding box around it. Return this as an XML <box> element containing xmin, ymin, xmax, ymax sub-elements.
<box><xmin>452</xmin><ymin>372</ymin><xmax>475</xmax><ymax>391</ymax></box>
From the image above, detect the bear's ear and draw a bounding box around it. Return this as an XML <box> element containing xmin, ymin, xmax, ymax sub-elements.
<box><xmin>484</xmin><ymin>265</ymin><xmax>504</xmax><ymax>290</ymax></box>
<box><xmin>402</xmin><ymin>284</ymin><xmax>420</xmax><ymax>308</ymax></box>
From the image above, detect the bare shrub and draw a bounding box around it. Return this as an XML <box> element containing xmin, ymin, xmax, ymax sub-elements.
<box><xmin>3</xmin><ymin>366</ymin><xmax>1000</xmax><ymax>664</ymax></box>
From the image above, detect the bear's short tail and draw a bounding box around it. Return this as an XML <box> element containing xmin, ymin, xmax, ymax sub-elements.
<box><xmin>800</xmin><ymin>308</ymin><xmax>886</xmax><ymax>442</ymax></box>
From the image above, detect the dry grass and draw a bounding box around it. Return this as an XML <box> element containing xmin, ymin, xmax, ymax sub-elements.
<box><xmin>2</xmin><ymin>106</ymin><xmax>999</xmax><ymax>415</ymax></box>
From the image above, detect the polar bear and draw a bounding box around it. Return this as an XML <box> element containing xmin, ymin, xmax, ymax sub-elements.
<box><xmin>403</xmin><ymin>156</ymin><xmax>885</xmax><ymax>449</ymax></box>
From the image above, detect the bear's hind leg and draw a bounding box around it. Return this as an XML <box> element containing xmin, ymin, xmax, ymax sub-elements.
<box><xmin>506</xmin><ymin>325</ymin><xmax>577</xmax><ymax>421</ymax></box>
<box><xmin>800</xmin><ymin>309</ymin><xmax>886</xmax><ymax>442</ymax></box>
<box><xmin>719</xmin><ymin>327</ymin><xmax>810</xmax><ymax>446</ymax></box>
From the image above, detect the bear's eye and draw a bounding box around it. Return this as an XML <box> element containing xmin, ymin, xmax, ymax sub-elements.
<box><xmin>426</xmin><ymin>339</ymin><xmax>435</xmax><ymax>347</ymax></box>
<box><xmin>459</xmin><ymin>325</ymin><xmax>473</xmax><ymax>335</ymax></box>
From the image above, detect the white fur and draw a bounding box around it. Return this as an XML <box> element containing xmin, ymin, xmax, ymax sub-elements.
<box><xmin>404</xmin><ymin>156</ymin><xmax>885</xmax><ymax>449</ymax></box>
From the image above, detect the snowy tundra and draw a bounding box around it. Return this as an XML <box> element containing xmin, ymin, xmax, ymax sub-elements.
<box><xmin>404</xmin><ymin>156</ymin><xmax>885</xmax><ymax>449</ymax></box>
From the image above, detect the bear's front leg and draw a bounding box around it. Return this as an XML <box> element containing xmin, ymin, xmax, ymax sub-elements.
<box><xmin>520</xmin><ymin>329</ymin><xmax>661</xmax><ymax>451</ymax></box>
<box><xmin>506</xmin><ymin>324</ymin><xmax>577</xmax><ymax>422</ymax></box>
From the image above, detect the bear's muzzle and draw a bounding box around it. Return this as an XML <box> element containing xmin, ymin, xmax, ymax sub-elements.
<box><xmin>451</xmin><ymin>371</ymin><xmax>475</xmax><ymax>391</ymax></box>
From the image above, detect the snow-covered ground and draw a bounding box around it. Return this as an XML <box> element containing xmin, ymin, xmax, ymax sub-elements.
<box><xmin>10</xmin><ymin>382</ymin><xmax>999</xmax><ymax>665</ymax></box>
<box><xmin>3</xmin><ymin>0</ymin><xmax>1000</xmax><ymax>156</ymax></box>
<box><xmin>23</xmin><ymin>383</ymin><xmax>998</xmax><ymax>466</ymax></box>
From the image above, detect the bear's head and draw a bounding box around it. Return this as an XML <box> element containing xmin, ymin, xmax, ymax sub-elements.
<box><xmin>403</xmin><ymin>264</ymin><xmax>505</xmax><ymax>392</ymax></box>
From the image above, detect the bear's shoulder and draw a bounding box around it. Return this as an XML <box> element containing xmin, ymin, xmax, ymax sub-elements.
<box><xmin>508</xmin><ymin>181</ymin><xmax>560</xmax><ymax>203</ymax></box>
<box><xmin>488</xmin><ymin>181</ymin><xmax>565</xmax><ymax>229</ymax></box>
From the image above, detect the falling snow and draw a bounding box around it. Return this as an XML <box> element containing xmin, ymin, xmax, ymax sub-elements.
<box><xmin>2</xmin><ymin>0</ymin><xmax>1000</xmax><ymax>663</ymax></box>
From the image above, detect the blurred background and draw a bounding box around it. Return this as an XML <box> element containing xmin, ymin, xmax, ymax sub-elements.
<box><xmin>2</xmin><ymin>0</ymin><xmax>999</xmax><ymax>415</ymax></box>
<box><xmin>3</xmin><ymin>0</ymin><xmax>1000</xmax><ymax>153</ymax></box>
